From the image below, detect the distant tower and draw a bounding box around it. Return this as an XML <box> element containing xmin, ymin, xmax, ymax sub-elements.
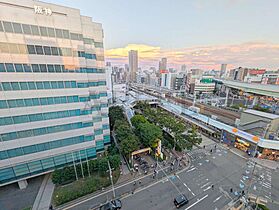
<box><xmin>181</xmin><ymin>64</ymin><xmax>187</xmax><ymax>73</ymax></box>
<box><xmin>128</xmin><ymin>50</ymin><xmax>138</xmax><ymax>82</ymax></box>
<box><xmin>159</xmin><ymin>58</ymin><xmax>167</xmax><ymax>72</ymax></box>
<box><xmin>220</xmin><ymin>64</ymin><xmax>227</xmax><ymax>78</ymax></box>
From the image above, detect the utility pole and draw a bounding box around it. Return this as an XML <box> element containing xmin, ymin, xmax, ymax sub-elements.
<box><xmin>72</xmin><ymin>152</ymin><xmax>78</xmax><ymax>181</ymax></box>
<box><xmin>107</xmin><ymin>160</ymin><xmax>116</xmax><ymax>199</ymax></box>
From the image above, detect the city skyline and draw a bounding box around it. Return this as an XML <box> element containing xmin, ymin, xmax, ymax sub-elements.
<box><xmin>45</xmin><ymin>0</ymin><xmax>279</xmax><ymax>70</ymax></box>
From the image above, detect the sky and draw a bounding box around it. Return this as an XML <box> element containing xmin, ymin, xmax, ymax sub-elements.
<box><xmin>46</xmin><ymin>0</ymin><xmax>279</xmax><ymax>70</ymax></box>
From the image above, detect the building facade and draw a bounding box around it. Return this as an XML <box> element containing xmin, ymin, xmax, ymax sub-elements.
<box><xmin>128</xmin><ymin>50</ymin><xmax>138</xmax><ymax>82</ymax></box>
<box><xmin>0</xmin><ymin>0</ymin><xmax>110</xmax><ymax>187</ymax></box>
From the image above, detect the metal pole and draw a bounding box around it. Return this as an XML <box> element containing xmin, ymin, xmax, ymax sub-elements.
<box><xmin>85</xmin><ymin>150</ymin><xmax>91</xmax><ymax>177</ymax></box>
<box><xmin>72</xmin><ymin>152</ymin><xmax>78</xmax><ymax>181</ymax></box>
<box><xmin>107</xmin><ymin>160</ymin><xmax>116</xmax><ymax>199</ymax></box>
<box><xmin>79</xmin><ymin>151</ymin><xmax>85</xmax><ymax>179</ymax></box>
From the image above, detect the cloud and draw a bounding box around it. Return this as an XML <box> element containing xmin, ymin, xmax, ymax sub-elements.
<box><xmin>105</xmin><ymin>42</ymin><xmax>279</xmax><ymax>70</ymax></box>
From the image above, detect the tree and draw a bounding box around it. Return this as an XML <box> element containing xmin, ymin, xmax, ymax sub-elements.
<box><xmin>185</xmin><ymin>126</ymin><xmax>202</xmax><ymax>150</ymax></box>
<box><xmin>131</xmin><ymin>115</ymin><xmax>148</xmax><ymax>129</ymax></box>
<box><xmin>109</xmin><ymin>106</ymin><xmax>125</xmax><ymax>128</ymax></box>
<box><xmin>115</xmin><ymin>124</ymin><xmax>134</xmax><ymax>142</ymax></box>
<box><xmin>119</xmin><ymin>135</ymin><xmax>139</xmax><ymax>157</ymax></box>
<box><xmin>138</xmin><ymin>122</ymin><xmax>162</xmax><ymax>147</ymax></box>
<box><xmin>108</xmin><ymin>155</ymin><xmax>121</xmax><ymax>169</ymax></box>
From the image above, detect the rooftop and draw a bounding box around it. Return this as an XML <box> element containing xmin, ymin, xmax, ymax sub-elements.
<box><xmin>244</xmin><ymin>109</ymin><xmax>279</xmax><ymax>120</ymax></box>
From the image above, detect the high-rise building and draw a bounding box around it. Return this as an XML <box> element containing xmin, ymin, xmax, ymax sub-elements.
<box><xmin>159</xmin><ymin>58</ymin><xmax>167</xmax><ymax>72</ymax></box>
<box><xmin>128</xmin><ymin>50</ymin><xmax>138</xmax><ymax>82</ymax></box>
<box><xmin>0</xmin><ymin>0</ymin><xmax>110</xmax><ymax>188</ymax></box>
<box><xmin>181</xmin><ymin>64</ymin><xmax>187</xmax><ymax>73</ymax></box>
<box><xmin>220</xmin><ymin>64</ymin><xmax>227</xmax><ymax>78</ymax></box>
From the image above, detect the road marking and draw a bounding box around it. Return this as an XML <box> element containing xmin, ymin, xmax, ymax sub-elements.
<box><xmin>203</xmin><ymin>186</ymin><xmax>211</xmax><ymax>192</ymax></box>
<box><xmin>185</xmin><ymin>194</ymin><xmax>208</xmax><ymax>210</ymax></box>
<box><xmin>213</xmin><ymin>195</ymin><xmax>222</xmax><ymax>203</ymax></box>
<box><xmin>183</xmin><ymin>183</ymin><xmax>196</xmax><ymax>196</ymax></box>
<box><xmin>201</xmin><ymin>182</ymin><xmax>211</xmax><ymax>189</ymax></box>
<box><xmin>187</xmin><ymin>167</ymin><xmax>196</xmax><ymax>173</ymax></box>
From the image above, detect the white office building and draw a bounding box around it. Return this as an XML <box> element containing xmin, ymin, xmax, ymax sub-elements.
<box><xmin>0</xmin><ymin>0</ymin><xmax>110</xmax><ymax>188</ymax></box>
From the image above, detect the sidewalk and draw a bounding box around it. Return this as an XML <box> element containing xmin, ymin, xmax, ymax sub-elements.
<box><xmin>32</xmin><ymin>173</ymin><xmax>55</xmax><ymax>210</ymax></box>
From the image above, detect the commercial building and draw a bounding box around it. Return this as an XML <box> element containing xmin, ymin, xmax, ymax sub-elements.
<box><xmin>0</xmin><ymin>0</ymin><xmax>110</xmax><ymax>188</ymax></box>
<box><xmin>228</xmin><ymin>67</ymin><xmax>266</xmax><ymax>82</ymax></box>
<box><xmin>128</xmin><ymin>50</ymin><xmax>138</xmax><ymax>82</ymax></box>
<box><xmin>261</xmin><ymin>71</ymin><xmax>279</xmax><ymax>85</ymax></box>
<box><xmin>220</xmin><ymin>64</ymin><xmax>227</xmax><ymax>78</ymax></box>
<box><xmin>238</xmin><ymin>109</ymin><xmax>279</xmax><ymax>140</ymax></box>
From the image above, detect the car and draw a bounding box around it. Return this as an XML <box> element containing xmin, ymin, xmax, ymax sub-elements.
<box><xmin>174</xmin><ymin>194</ymin><xmax>188</xmax><ymax>208</ymax></box>
<box><xmin>99</xmin><ymin>199</ymin><xmax>122</xmax><ymax>210</ymax></box>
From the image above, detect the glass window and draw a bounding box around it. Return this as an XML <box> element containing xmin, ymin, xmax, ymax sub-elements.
<box><xmin>71</xmin><ymin>81</ymin><xmax>77</xmax><ymax>88</ymax></box>
<box><xmin>61</xmin><ymin>96</ymin><xmax>67</xmax><ymax>103</ymax></box>
<box><xmin>43</xmin><ymin>46</ymin><xmax>51</xmax><ymax>55</ymax></box>
<box><xmin>35</xmin><ymin>45</ymin><xmax>43</xmax><ymax>55</ymax></box>
<box><xmin>0</xmin><ymin>101</ymin><xmax>8</xmax><ymax>109</ymax></box>
<box><xmin>70</xmin><ymin>33</ymin><xmax>79</xmax><ymax>40</ymax></box>
<box><xmin>39</xmin><ymin>64</ymin><xmax>47</xmax><ymax>72</ymax></box>
<box><xmin>27</xmin><ymin>45</ymin><xmax>36</xmax><ymax>54</ymax></box>
<box><xmin>57</xmin><ymin>48</ymin><xmax>62</xmax><ymax>56</ymax></box>
<box><xmin>47</xmin><ymin>97</ymin><xmax>54</xmax><ymax>105</ymax></box>
<box><xmin>54</xmin><ymin>97</ymin><xmax>61</xmax><ymax>104</ymax></box>
<box><xmin>11</xmin><ymin>82</ymin><xmax>20</xmax><ymax>90</ymax></box>
<box><xmin>27</xmin><ymin>82</ymin><xmax>36</xmax><ymax>90</ymax></box>
<box><xmin>23</xmin><ymin>64</ymin><xmax>32</xmax><ymax>72</ymax></box>
<box><xmin>12</xmin><ymin>23</ymin><xmax>22</xmax><ymax>33</ymax></box>
<box><xmin>15</xmin><ymin>64</ymin><xmax>24</xmax><ymax>72</ymax></box>
<box><xmin>0</xmin><ymin>151</ymin><xmax>8</xmax><ymax>160</ymax></box>
<box><xmin>57</xmin><ymin>81</ymin><xmax>64</xmax><ymax>88</ymax></box>
<box><xmin>43</xmin><ymin>82</ymin><xmax>51</xmax><ymax>89</ymax></box>
<box><xmin>54</xmin><ymin>65</ymin><xmax>61</xmax><ymax>72</ymax></box>
<box><xmin>32</xmin><ymin>98</ymin><xmax>40</xmax><ymax>106</ymax></box>
<box><xmin>8</xmin><ymin>148</ymin><xmax>23</xmax><ymax>158</ymax></box>
<box><xmin>8</xmin><ymin>100</ymin><xmax>17</xmax><ymax>108</ymax></box>
<box><xmin>19</xmin><ymin>82</ymin><xmax>28</xmax><ymax>90</ymax></box>
<box><xmin>24</xmin><ymin>99</ymin><xmax>33</xmax><ymax>106</ymax></box>
<box><xmin>51</xmin><ymin>81</ymin><xmax>58</xmax><ymax>89</ymax></box>
<box><xmin>22</xmin><ymin>24</ymin><xmax>32</xmax><ymax>34</ymax></box>
<box><xmin>30</xmin><ymin>25</ymin><xmax>40</xmax><ymax>35</ymax></box>
<box><xmin>47</xmin><ymin>27</ymin><xmax>55</xmax><ymax>37</ymax></box>
<box><xmin>47</xmin><ymin>64</ymin><xmax>54</xmax><ymax>72</ymax></box>
<box><xmin>51</xmin><ymin>47</ymin><xmax>58</xmax><ymax>56</ymax></box>
<box><xmin>5</xmin><ymin>63</ymin><xmax>15</xmax><ymax>72</ymax></box>
<box><xmin>0</xmin><ymin>21</ymin><xmax>3</xmax><ymax>32</ymax></box>
<box><xmin>62</xmin><ymin>29</ymin><xmax>70</xmax><ymax>39</ymax></box>
<box><xmin>39</xmin><ymin>26</ymin><xmax>48</xmax><ymax>36</ymax></box>
<box><xmin>36</xmin><ymin>82</ymin><xmax>44</xmax><ymax>89</ymax></box>
<box><xmin>64</xmin><ymin>81</ymin><xmax>71</xmax><ymax>88</ymax></box>
<box><xmin>0</xmin><ymin>63</ymin><xmax>6</xmax><ymax>72</ymax></box>
<box><xmin>40</xmin><ymin>98</ymin><xmax>48</xmax><ymax>105</ymax></box>
<box><xmin>23</xmin><ymin>145</ymin><xmax>37</xmax><ymax>155</ymax></box>
<box><xmin>55</xmin><ymin>29</ymin><xmax>63</xmax><ymax>38</ymax></box>
<box><xmin>31</xmin><ymin>64</ymin><xmax>40</xmax><ymax>72</ymax></box>
<box><xmin>3</xmin><ymin>21</ymin><xmax>13</xmax><ymax>32</ymax></box>
<box><xmin>8</xmin><ymin>44</ymin><xmax>19</xmax><ymax>54</ymax></box>
<box><xmin>16</xmin><ymin>99</ymin><xmax>25</xmax><ymax>107</ymax></box>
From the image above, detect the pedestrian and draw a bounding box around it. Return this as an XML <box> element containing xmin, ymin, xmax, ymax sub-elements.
<box><xmin>49</xmin><ymin>205</ymin><xmax>53</xmax><ymax>210</ymax></box>
<box><xmin>133</xmin><ymin>181</ymin><xmax>136</xmax><ymax>185</ymax></box>
<box><xmin>139</xmin><ymin>180</ymin><xmax>141</xmax><ymax>184</ymax></box>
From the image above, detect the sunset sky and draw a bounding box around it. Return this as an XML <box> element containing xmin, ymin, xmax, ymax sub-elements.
<box><xmin>47</xmin><ymin>0</ymin><xmax>279</xmax><ymax>70</ymax></box>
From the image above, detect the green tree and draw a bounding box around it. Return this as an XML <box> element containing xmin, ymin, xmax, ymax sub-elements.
<box><xmin>108</xmin><ymin>155</ymin><xmax>121</xmax><ymax>169</ymax></box>
<box><xmin>131</xmin><ymin>114</ymin><xmax>148</xmax><ymax>129</ymax></box>
<box><xmin>119</xmin><ymin>135</ymin><xmax>139</xmax><ymax>157</ymax></box>
<box><xmin>138</xmin><ymin>122</ymin><xmax>162</xmax><ymax>147</ymax></box>
<box><xmin>115</xmin><ymin>124</ymin><xmax>134</xmax><ymax>142</ymax></box>
<box><xmin>185</xmin><ymin>126</ymin><xmax>202</xmax><ymax>149</ymax></box>
<box><xmin>109</xmin><ymin>106</ymin><xmax>125</xmax><ymax>128</ymax></box>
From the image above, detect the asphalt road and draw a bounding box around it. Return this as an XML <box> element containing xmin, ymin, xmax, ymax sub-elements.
<box><xmin>61</xmin><ymin>143</ymin><xmax>279</xmax><ymax>210</ymax></box>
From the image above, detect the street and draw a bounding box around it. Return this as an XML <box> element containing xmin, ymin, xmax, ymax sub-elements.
<box><xmin>58</xmin><ymin>143</ymin><xmax>279</xmax><ymax>210</ymax></box>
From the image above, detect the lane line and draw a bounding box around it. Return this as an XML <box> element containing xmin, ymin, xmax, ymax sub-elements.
<box><xmin>187</xmin><ymin>167</ymin><xmax>196</xmax><ymax>173</ymax></box>
<box><xmin>201</xmin><ymin>182</ymin><xmax>211</xmax><ymax>189</ymax></box>
<box><xmin>185</xmin><ymin>194</ymin><xmax>208</xmax><ymax>210</ymax></box>
<box><xmin>183</xmin><ymin>183</ymin><xmax>195</xmax><ymax>196</ymax></box>
<box><xmin>203</xmin><ymin>186</ymin><xmax>211</xmax><ymax>192</ymax></box>
<box><xmin>213</xmin><ymin>195</ymin><xmax>223</xmax><ymax>203</ymax></box>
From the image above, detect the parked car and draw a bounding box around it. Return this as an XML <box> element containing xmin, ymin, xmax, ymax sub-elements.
<box><xmin>174</xmin><ymin>194</ymin><xmax>188</xmax><ymax>208</ymax></box>
<box><xmin>99</xmin><ymin>199</ymin><xmax>122</xmax><ymax>210</ymax></box>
